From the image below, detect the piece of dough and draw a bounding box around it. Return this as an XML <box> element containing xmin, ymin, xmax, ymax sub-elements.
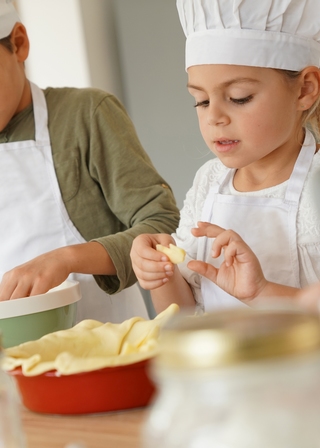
<box><xmin>156</xmin><ymin>244</ymin><xmax>186</xmax><ymax>264</ymax></box>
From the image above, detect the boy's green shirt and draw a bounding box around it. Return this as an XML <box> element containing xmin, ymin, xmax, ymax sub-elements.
<box><xmin>0</xmin><ymin>86</ymin><xmax>180</xmax><ymax>294</ymax></box>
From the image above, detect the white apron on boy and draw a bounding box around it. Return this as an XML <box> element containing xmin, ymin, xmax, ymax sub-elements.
<box><xmin>198</xmin><ymin>130</ymin><xmax>316</xmax><ymax>311</ymax></box>
<box><xmin>0</xmin><ymin>82</ymin><xmax>148</xmax><ymax>322</ymax></box>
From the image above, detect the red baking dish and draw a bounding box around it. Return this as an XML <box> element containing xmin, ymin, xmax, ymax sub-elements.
<box><xmin>9</xmin><ymin>359</ymin><xmax>156</xmax><ymax>415</ymax></box>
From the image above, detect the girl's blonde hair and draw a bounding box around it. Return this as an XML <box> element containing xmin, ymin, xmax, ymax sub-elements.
<box><xmin>306</xmin><ymin>97</ymin><xmax>320</xmax><ymax>142</ymax></box>
<box><xmin>278</xmin><ymin>69</ymin><xmax>320</xmax><ymax>142</ymax></box>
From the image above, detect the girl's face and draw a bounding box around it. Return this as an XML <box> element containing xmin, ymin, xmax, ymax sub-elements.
<box><xmin>187</xmin><ymin>64</ymin><xmax>303</xmax><ymax>171</ymax></box>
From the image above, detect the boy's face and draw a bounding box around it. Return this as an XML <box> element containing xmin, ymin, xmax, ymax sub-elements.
<box><xmin>187</xmin><ymin>64</ymin><xmax>304</xmax><ymax>171</ymax></box>
<box><xmin>0</xmin><ymin>24</ymin><xmax>31</xmax><ymax>132</ymax></box>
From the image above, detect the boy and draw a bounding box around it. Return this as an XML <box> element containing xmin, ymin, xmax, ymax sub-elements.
<box><xmin>0</xmin><ymin>0</ymin><xmax>180</xmax><ymax>322</ymax></box>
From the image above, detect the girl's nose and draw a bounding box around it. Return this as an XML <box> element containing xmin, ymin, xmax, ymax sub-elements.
<box><xmin>207</xmin><ymin>103</ymin><xmax>230</xmax><ymax>126</ymax></box>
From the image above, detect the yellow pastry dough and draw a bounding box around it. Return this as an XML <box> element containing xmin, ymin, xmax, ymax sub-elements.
<box><xmin>156</xmin><ymin>244</ymin><xmax>186</xmax><ymax>264</ymax></box>
<box><xmin>3</xmin><ymin>304</ymin><xmax>180</xmax><ymax>376</ymax></box>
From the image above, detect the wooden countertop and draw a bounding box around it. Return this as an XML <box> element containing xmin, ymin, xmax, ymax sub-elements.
<box><xmin>21</xmin><ymin>406</ymin><xmax>147</xmax><ymax>448</ymax></box>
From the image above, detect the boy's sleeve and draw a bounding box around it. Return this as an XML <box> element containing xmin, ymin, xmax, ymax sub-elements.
<box><xmin>88</xmin><ymin>94</ymin><xmax>180</xmax><ymax>294</ymax></box>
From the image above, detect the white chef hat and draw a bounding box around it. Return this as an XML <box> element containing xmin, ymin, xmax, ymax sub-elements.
<box><xmin>176</xmin><ymin>0</ymin><xmax>320</xmax><ymax>71</ymax></box>
<box><xmin>0</xmin><ymin>0</ymin><xmax>20</xmax><ymax>40</ymax></box>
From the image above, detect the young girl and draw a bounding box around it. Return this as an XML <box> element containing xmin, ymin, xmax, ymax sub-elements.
<box><xmin>130</xmin><ymin>0</ymin><xmax>320</xmax><ymax>314</ymax></box>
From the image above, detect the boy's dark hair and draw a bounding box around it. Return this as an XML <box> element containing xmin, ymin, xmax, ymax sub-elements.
<box><xmin>0</xmin><ymin>34</ymin><xmax>13</xmax><ymax>53</ymax></box>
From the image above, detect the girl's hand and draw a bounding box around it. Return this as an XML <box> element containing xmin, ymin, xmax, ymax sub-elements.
<box><xmin>188</xmin><ymin>222</ymin><xmax>268</xmax><ymax>302</ymax></box>
<box><xmin>130</xmin><ymin>234</ymin><xmax>177</xmax><ymax>290</ymax></box>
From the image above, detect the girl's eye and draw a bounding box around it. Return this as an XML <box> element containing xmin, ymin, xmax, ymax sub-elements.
<box><xmin>194</xmin><ymin>100</ymin><xmax>209</xmax><ymax>108</ymax></box>
<box><xmin>230</xmin><ymin>95</ymin><xmax>253</xmax><ymax>105</ymax></box>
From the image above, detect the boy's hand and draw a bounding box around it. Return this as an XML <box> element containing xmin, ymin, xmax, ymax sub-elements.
<box><xmin>0</xmin><ymin>251</ymin><xmax>71</xmax><ymax>301</ymax></box>
<box><xmin>0</xmin><ymin>242</ymin><xmax>113</xmax><ymax>301</ymax></box>
<box><xmin>130</xmin><ymin>234</ymin><xmax>178</xmax><ymax>290</ymax></box>
<box><xmin>189</xmin><ymin>222</ymin><xmax>268</xmax><ymax>302</ymax></box>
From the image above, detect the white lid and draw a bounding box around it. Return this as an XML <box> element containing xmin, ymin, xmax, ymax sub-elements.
<box><xmin>0</xmin><ymin>280</ymin><xmax>81</xmax><ymax>319</ymax></box>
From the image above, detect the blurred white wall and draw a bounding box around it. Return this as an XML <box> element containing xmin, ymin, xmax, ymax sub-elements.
<box><xmin>79</xmin><ymin>0</ymin><xmax>124</xmax><ymax>101</ymax></box>
<box><xmin>15</xmin><ymin>0</ymin><xmax>123</xmax><ymax>100</ymax></box>
<box><xmin>15</xmin><ymin>0</ymin><xmax>90</xmax><ymax>89</ymax></box>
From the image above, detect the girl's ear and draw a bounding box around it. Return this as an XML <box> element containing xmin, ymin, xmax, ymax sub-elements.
<box><xmin>10</xmin><ymin>23</ymin><xmax>29</xmax><ymax>63</ymax></box>
<box><xmin>297</xmin><ymin>66</ymin><xmax>320</xmax><ymax>110</ymax></box>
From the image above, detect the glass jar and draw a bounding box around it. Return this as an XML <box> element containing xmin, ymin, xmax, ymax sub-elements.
<box><xmin>0</xmin><ymin>335</ymin><xmax>26</xmax><ymax>448</ymax></box>
<box><xmin>142</xmin><ymin>308</ymin><xmax>320</xmax><ymax>448</ymax></box>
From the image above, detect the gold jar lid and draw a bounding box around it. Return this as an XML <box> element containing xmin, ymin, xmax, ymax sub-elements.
<box><xmin>156</xmin><ymin>308</ymin><xmax>320</xmax><ymax>370</ymax></box>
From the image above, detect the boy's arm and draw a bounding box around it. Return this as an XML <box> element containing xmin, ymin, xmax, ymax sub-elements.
<box><xmin>48</xmin><ymin>89</ymin><xmax>180</xmax><ymax>296</ymax></box>
<box><xmin>0</xmin><ymin>242</ymin><xmax>114</xmax><ymax>301</ymax></box>
<box><xmin>85</xmin><ymin>94</ymin><xmax>181</xmax><ymax>294</ymax></box>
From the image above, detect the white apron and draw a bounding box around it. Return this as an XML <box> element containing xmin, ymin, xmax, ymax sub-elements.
<box><xmin>198</xmin><ymin>130</ymin><xmax>316</xmax><ymax>311</ymax></box>
<box><xmin>0</xmin><ymin>82</ymin><xmax>148</xmax><ymax>323</ymax></box>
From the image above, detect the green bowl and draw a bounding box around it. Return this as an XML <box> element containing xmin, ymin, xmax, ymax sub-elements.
<box><xmin>0</xmin><ymin>280</ymin><xmax>81</xmax><ymax>348</ymax></box>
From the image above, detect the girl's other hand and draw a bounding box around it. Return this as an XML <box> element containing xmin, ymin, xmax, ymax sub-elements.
<box><xmin>130</xmin><ymin>234</ymin><xmax>177</xmax><ymax>290</ymax></box>
<box><xmin>189</xmin><ymin>222</ymin><xmax>268</xmax><ymax>302</ymax></box>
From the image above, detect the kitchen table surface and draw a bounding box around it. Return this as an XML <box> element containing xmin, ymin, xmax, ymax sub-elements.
<box><xmin>21</xmin><ymin>405</ymin><xmax>147</xmax><ymax>448</ymax></box>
